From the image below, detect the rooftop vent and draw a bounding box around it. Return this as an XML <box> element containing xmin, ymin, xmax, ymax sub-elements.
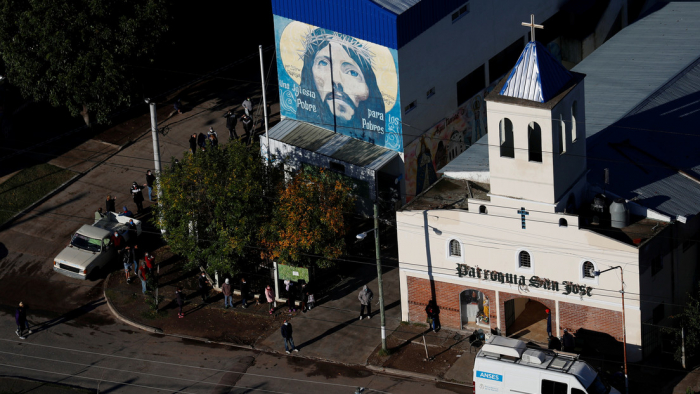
<box><xmin>610</xmin><ymin>198</ymin><xmax>629</xmax><ymax>229</ymax></box>
<box><xmin>521</xmin><ymin>349</ymin><xmax>547</xmax><ymax>364</ymax></box>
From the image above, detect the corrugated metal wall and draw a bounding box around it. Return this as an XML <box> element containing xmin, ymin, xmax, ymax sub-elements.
<box><xmin>271</xmin><ymin>0</ymin><xmax>468</xmax><ymax>49</ymax></box>
<box><xmin>396</xmin><ymin>0</ymin><xmax>468</xmax><ymax>48</ymax></box>
<box><xmin>271</xmin><ymin>0</ymin><xmax>398</xmax><ymax>49</ymax></box>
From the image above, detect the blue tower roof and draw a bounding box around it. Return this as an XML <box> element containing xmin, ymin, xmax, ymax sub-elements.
<box><xmin>499</xmin><ymin>41</ymin><xmax>573</xmax><ymax>103</ymax></box>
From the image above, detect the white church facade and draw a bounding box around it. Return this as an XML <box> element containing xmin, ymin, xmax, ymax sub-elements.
<box><xmin>396</xmin><ymin>4</ymin><xmax>700</xmax><ymax>362</ymax></box>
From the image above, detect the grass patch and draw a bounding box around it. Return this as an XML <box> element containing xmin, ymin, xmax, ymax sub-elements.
<box><xmin>0</xmin><ymin>163</ymin><xmax>75</xmax><ymax>225</ymax></box>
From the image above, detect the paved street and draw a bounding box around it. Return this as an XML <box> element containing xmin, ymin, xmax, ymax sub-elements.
<box><xmin>0</xmin><ymin>304</ymin><xmax>469</xmax><ymax>394</ymax></box>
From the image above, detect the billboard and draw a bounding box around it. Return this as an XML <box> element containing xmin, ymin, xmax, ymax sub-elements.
<box><xmin>274</xmin><ymin>15</ymin><xmax>403</xmax><ymax>151</ymax></box>
<box><xmin>404</xmin><ymin>90</ymin><xmax>490</xmax><ymax>201</ymax></box>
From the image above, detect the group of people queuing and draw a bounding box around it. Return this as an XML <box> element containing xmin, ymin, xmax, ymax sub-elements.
<box><xmin>187</xmin><ymin>101</ymin><xmax>256</xmax><ymax>155</ymax></box>
<box><xmin>108</xmin><ymin>220</ymin><xmax>157</xmax><ymax>295</ymax></box>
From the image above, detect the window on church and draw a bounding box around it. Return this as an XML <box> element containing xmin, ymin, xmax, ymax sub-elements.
<box><xmin>582</xmin><ymin>261</ymin><xmax>595</xmax><ymax>278</ymax></box>
<box><xmin>571</xmin><ymin>101</ymin><xmax>578</xmax><ymax>142</ymax></box>
<box><xmin>528</xmin><ymin>121</ymin><xmax>542</xmax><ymax>162</ymax></box>
<box><xmin>559</xmin><ymin>218</ymin><xmax>568</xmax><ymax>227</ymax></box>
<box><xmin>449</xmin><ymin>240</ymin><xmax>461</xmax><ymax>257</ymax></box>
<box><xmin>558</xmin><ymin>114</ymin><xmax>566</xmax><ymax>154</ymax></box>
<box><xmin>499</xmin><ymin>118</ymin><xmax>514</xmax><ymax>158</ymax></box>
<box><xmin>479</xmin><ymin>205</ymin><xmax>487</xmax><ymax>214</ymax></box>
<box><xmin>518</xmin><ymin>251</ymin><xmax>531</xmax><ymax>269</ymax></box>
<box><xmin>456</xmin><ymin>64</ymin><xmax>485</xmax><ymax>105</ymax></box>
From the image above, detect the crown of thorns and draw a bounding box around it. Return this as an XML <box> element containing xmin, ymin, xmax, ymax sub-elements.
<box><xmin>300</xmin><ymin>29</ymin><xmax>375</xmax><ymax>68</ymax></box>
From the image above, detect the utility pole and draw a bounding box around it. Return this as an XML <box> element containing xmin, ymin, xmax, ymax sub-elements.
<box><xmin>595</xmin><ymin>266</ymin><xmax>628</xmax><ymax>394</ymax></box>
<box><xmin>259</xmin><ymin>45</ymin><xmax>270</xmax><ymax>162</ymax></box>
<box><xmin>146</xmin><ymin>99</ymin><xmax>162</xmax><ymax>175</ymax></box>
<box><xmin>374</xmin><ymin>203</ymin><xmax>387</xmax><ymax>352</ymax></box>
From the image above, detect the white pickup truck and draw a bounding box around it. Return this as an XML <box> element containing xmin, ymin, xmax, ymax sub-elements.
<box><xmin>53</xmin><ymin>212</ymin><xmax>142</xmax><ymax>279</ymax></box>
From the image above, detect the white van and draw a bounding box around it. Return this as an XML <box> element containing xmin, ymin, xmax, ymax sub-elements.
<box><xmin>473</xmin><ymin>336</ymin><xmax>620</xmax><ymax>394</ymax></box>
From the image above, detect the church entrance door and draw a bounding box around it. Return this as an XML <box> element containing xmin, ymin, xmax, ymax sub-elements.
<box><xmin>505</xmin><ymin>298</ymin><xmax>549</xmax><ymax>344</ymax></box>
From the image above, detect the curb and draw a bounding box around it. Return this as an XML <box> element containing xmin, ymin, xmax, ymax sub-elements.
<box><xmin>0</xmin><ymin>138</ymin><xmax>136</xmax><ymax>231</ymax></box>
<box><xmin>366</xmin><ymin>365</ymin><xmax>474</xmax><ymax>388</ymax></box>
<box><xmin>103</xmin><ymin>272</ymin><xmax>163</xmax><ymax>334</ymax></box>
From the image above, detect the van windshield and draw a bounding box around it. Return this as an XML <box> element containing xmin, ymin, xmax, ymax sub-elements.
<box><xmin>586</xmin><ymin>374</ymin><xmax>609</xmax><ymax>394</ymax></box>
<box><xmin>71</xmin><ymin>233</ymin><xmax>102</xmax><ymax>253</ymax></box>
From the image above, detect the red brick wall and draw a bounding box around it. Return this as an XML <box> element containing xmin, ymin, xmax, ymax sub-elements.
<box><xmin>558</xmin><ymin>300</ymin><xmax>623</xmax><ymax>341</ymax></box>
<box><xmin>406</xmin><ymin>276</ymin><xmax>497</xmax><ymax>330</ymax></box>
<box><xmin>498</xmin><ymin>292</ymin><xmax>557</xmax><ymax>336</ymax></box>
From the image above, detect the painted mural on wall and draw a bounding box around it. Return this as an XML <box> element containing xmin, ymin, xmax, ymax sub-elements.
<box><xmin>274</xmin><ymin>15</ymin><xmax>402</xmax><ymax>151</ymax></box>
<box><xmin>404</xmin><ymin>89</ymin><xmax>490</xmax><ymax>202</ymax></box>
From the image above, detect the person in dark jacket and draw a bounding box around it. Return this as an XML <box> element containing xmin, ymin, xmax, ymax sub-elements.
<box><xmin>130</xmin><ymin>182</ymin><xmax>145</xmax><ymax>214</ymax></box>
<box><xmin>144</xmin><ymin>170</ymin><xmax>156</xmax><ymax>201</ymax></box>
<box><xmin>281</xmin><ymin>320</ymin><xmax>298</xmax><ymax>354</ymax></box>
<box><xmin>241</xmin><ymin>114</ymin><xmax>252</xmax><ymax>144</ymax></box>
<box><xmin>119</xmin><ymin>206</ymin><xmax>133</xmax><ymax>218</ymax></box>
<box><xmin>425</xmin><ymin>299</ymin><xmax>440</xmax><ymax>332</ymax></box>
<box><xmin>198</xmin><ymin>272</ymin><xmax>209</xmax><ymax>302</ymax></box>
<box><xmin>176</xmin><ymin>287</ymin><xmax>185</xmax><ymax>318</ymax></box>
<box><xmin>15</xmin><ymin>302</ymin><xmax>30</xmax><ymax>339</ymax></box>
<box><xmin>208</xmin><ymin>134</ymin><xmax>219</xmax><ymax>149</ymax></box>
<box><xmin>224</xmin><ymin>110</ymin><xmax>238</xmax><ymax>140</ymax></box>
<box><xmin>562</xmin><ymin>329</ymin><xmax>575</xmax><ymax>352</ymax></box>
<box><xmin>189</xmin><ymin>133</ymin><xmax>197</xmax><ymax>155</ymax></box>
<box><xmin>240</xmin><ymin>278</ymin><xmax>250</xmax><ymax>309</ymax></box>
<box><xmin>106</xmin><ymin>195</ymin><xmax>116</xmax><ymax>213</ymax></box>
<box><xmin>174</xmin><ymin>98</ymin><xmax>182</xmax><ymax>114</ymax></box>
<box><xmin>222</xmin><ymin>278</ymin><xmax>233</xmax><ymax>309</ymax></box>
<box><xmin>197</xmin><ymin>132</ymin><xmax>207</xmax><ymax>149</ymax></box>
<box><xmin>548</xmin><ymin>334</ymin><xmax>562</xmax><ymax>351</ymax></box>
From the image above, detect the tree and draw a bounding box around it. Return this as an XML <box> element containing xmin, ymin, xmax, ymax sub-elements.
<box><xmin>667</xmin><ymin>283</ymin><xmax>700</xmax><ymax>364</ymax></box>
<box><xmin>260</xmin><ymin>167</ymin><xmax>355</xmax><ymax>269</ymax></box>
<box><xmin>0</xmin><ymin>0</ymin><xmax>169</xmax><ymax>125</ymax></box>
<box><xmin>157</xmin><ymin>142</ymin><xmax>283</xmax><ymax>277</ymax></box>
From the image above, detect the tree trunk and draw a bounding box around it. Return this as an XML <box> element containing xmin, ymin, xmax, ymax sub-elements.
<box><xmin>80</xmin><ymin>104</ymin><xmax>91</xmax><ymax>126</ymax></box>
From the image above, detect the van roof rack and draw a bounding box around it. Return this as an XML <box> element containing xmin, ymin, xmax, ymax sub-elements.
<box><xmin>479</xmin><ymin>337</ymin><xmax>581</xmax><ymax>373</ymax></box>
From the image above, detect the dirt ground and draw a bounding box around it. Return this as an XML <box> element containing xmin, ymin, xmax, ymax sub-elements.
<box><xmin>367</xmin><ymin>335</ymin><xmax>464</xmax><ymax>379</ymax></box>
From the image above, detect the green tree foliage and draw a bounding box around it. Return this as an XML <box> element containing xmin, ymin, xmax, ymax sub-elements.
<box><xmin>157</xmin><ymin>143</ymin><xmax>282</xmax><ymax>277</ymax></box>
<box><xmin>667</xmin><ymin>284</ymin><xmax>700</xmax><ymax>363</ymax></box>
<box><xmin>0</xmin><ymin>0</ymin><xmax>169</xmax><ymax>124</ymax></box>
<box><xmin>260</xmin><ymin>168</ymin><xmax>355</xmax><ymax>269</ymax></box>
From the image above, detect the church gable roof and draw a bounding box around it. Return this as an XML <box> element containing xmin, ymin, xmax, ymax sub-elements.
<box><xmin>499</xmin><ymin>41</ymin><xmax>572</xmax><ymax>103</ymax></box>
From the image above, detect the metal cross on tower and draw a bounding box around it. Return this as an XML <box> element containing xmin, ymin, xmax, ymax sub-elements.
<box><xmin>517</xmin><ymin>207</ymin><xmax>529</xmax><ymax>229</ymax></box>
<box><xmin>521</xmin><ymin>14</ymin><xmax>544</xmax><ymax>42</ymax></box>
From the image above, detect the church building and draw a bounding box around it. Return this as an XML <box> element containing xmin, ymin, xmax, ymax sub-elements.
<box><xmin>397</xmin><ymin>2</ymin><xmax>700</xmax><ymax>362</ymax></box>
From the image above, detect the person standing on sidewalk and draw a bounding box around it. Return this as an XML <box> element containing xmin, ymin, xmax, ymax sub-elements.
<box><xmin>265</xmin><ymin>285</ymin><xmax>275</xmax><ymax>315</ymax></box>
<box><xmin>130</xmin><ymin>182</ymin><xmax>145</xmax><ymax>214</ymax></box>
<box><xmin>241</xmin><ymin>114</ymin><xmax>252</xmax><ymax>144</ymax></box>
<box><xmin>222</xmin><ymin>279</ymin><xmax>233</xmax><ymax>309</ymax></box>
<box><xmin>425</xmin><ymin>300</ymin><xmax>441</xmax><ymax>333</ymax></box>
<box><xmin>144</xmin><ymin>170</ymin><xmax>156</xmax><ymax>202</ymax></box>
<box><xmin>240</xmin><ymin>278</ymin><xmax>250</xmax><ymax>309</ymax></box>
<box><xmin>546</xmin><ymin>308</ymin><xmax>552</xmax><ymax>338</ymax></box>
<box><xmin>176</xmin><ymin>286</ymin><xmax>185</xmax><ymax>318</ymax></box>
<box><xmin>106</xmin><ymin>195</ymin><xmax>116</xmax><ymax>213</ymax></box>
<box><xmin>197</xmin><ymin>132</ymin><xmax>207</xmax><ymax>149</ymax></box>
<box><xmin>223</xmin><ymin>110</ymin><xmax>238</xmax><ymax>140</ymax></box>
<box><xmin>281</xmin><ymin>320</ymin><xmax>298</xmax><ymax>354</ymax></box>
<box><xmin>138</xmin><ymin>262</ymin><xmax>148</xmax><ymax>295</ymax></box>
<box><xmin>198</xmin><ymin>272</ymin><xmax>209</xmax><ymax>302</ymax></box>
<box><xmin>358</xmin><ymin>285</ymin><xmax>373</xmax><ymax>320</ymax></box>
<box><xmin>15</xmin><ymin>302</ymin><xmax>30</xmax><ymax>339</ymax></box>
<box><xmin>189</xmin><ymin>133</ymin><xmax>197</xmax><ymax>155</ymax></box>
<box><xmin>242</xmin><ymin>97</ymin><xmax>253</xmax><ymax>116</ymax></box>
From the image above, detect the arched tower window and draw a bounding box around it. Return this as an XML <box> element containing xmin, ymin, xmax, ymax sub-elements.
<box><xmin>518</xmin><ymin>251</ymin><xmax>531</xmax><ymax>269</ymax></box>
<box><xmin>582</xmin><ymin>261</ymin><xmax>595</xmax><ymax>278</ymax></box>
<box><xmin>449</xmin><ymin>239</ymin><xmax>461</xmax><ymax>257</ymax></box>
<box><xmin>571</xmin><ymin>101</ymin><xmax>578</xmax><ymax>143</ymax></box>
<box><xmin>559</xmin><ymin>218</ymin><xmax>568</xmax><ymax>227</ymax></box>
<box><xmin>479</xmin><ymin>205</ymin><xmax>487</xmax><ymax>214</ymax></box>
<box><xmin>558</xmin><ymin>114</ymin><xmax>566</xmax><ymax>154</ymax></box>
<box><xmin>499</xmin><ymin>118</ymin><xmax>514</xmax><ymax>158</ymax></box>
<box><xmin>528</xmin><ymin>122</ymin><xmax>542</xmax><ymax>162</ymax></box>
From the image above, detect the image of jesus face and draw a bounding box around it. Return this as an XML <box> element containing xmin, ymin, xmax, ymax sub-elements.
<box><xmin>312</xmin><ymin>44</ymin><xmax>370</xmax><ymax>121</ymax></box>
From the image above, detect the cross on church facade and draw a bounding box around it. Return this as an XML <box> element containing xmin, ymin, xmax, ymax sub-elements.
<box><xmin>521</xmin><ymin>14</ymin><xmax>544</xmax><ymax>42</ymax></box>
<box><xmin>518</xmin><ymin>207</ymin><xmax>529</xmax><ymax>229</ymax></box>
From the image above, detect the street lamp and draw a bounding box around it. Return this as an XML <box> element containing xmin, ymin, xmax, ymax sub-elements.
<box><xmin>356</xmin><ymin>203</ymin><xmax>387</xmax><ymax>352</ymax></box>
<box><xmin>594</xmin><ymin>266</ymin><xmax>628</xmax><ymax>394</ymax></box>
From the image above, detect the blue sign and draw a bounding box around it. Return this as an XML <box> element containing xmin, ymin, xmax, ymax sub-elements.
<box><xmin>476</xmin><ymin>371</ymin><xmax>503</xmax><ymax>382</ymax></box>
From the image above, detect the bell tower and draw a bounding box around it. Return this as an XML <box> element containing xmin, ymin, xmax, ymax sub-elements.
<box><xmin>485</xmin><ymin>15</ymin><xmax>586</xmax><ymax>211</ymax></box>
